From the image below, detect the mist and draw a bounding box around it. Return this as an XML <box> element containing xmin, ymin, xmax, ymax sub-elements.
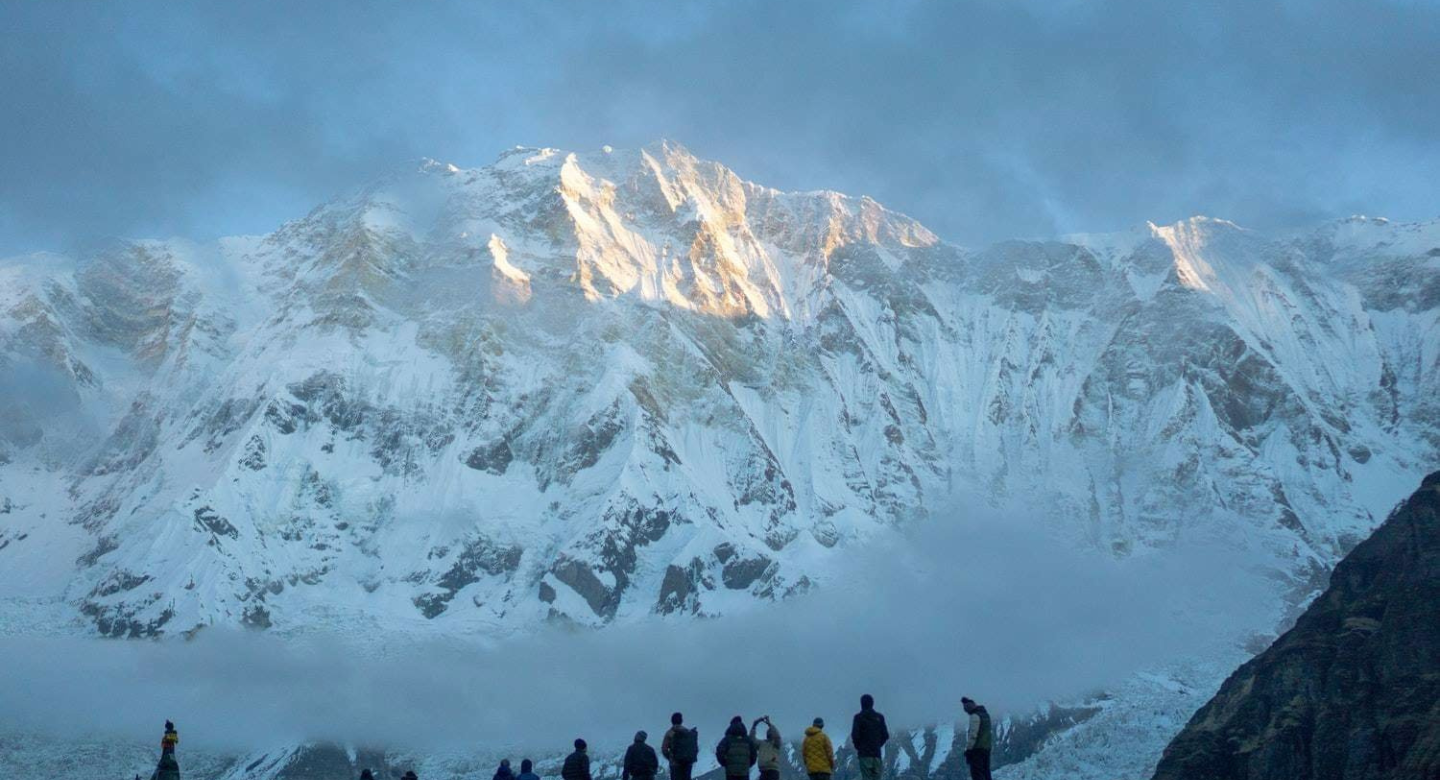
<box><xmin>0</xmin><ymin>505</ymin><xmax>1277</xmax><ymax>756</ymax></box>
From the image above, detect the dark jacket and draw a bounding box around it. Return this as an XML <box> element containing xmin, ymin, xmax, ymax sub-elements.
<box><xmin>562</xmin><ymin>750</ymin><xmax>592</xmax><ymax>780</ymax></box>
<box><xmin>851</xmin><ymin>706</ymin><xmax>890</xmax><ymax>759</ymax></box>
<box><xmin>715</xmin><ymin>722</ymin><xmax>758</xmax><ymax>777</ymax></box>
<box><xmin>495</xmin><ymin>765</ymin><xmax>516</xmax><ymax>780</ymax></box>
<box><xmin>518</xmin><ymin>773</ymin><xmax>541</xmax><ymax>780</ymax></box>
<box><xmin>624</xmin><ymin>738</ymin><xmax>661</xmax><ymax>780</ymax></box>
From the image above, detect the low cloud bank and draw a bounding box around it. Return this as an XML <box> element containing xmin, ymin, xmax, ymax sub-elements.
<box><xmin>0</xmin><ymin>506</ymin><xmax>1277</xmax><ymax>755</ymax></box>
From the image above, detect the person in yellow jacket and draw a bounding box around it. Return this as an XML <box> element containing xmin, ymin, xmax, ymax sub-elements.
<box><xmin>802</xmin><ymin>718</ymin><xmax>836</xmax><ymax>780</ymax></box>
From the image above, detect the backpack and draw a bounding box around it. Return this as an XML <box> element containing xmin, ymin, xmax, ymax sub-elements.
<box><xmin>672</xmin><ymin>727</ymin><xmax>699</xmax><ymax>763</ymax></box>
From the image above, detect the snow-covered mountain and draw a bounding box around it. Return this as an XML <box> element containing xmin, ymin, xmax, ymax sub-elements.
<box><xmin>1</xmin><ymin>141</ymin><xmax>1436</xmax><ymax>641</ymax></box>
<box><xmin>0</xmin><ymin>141</ymin><xmax>1437</xmax><ymax>778</ymax></box>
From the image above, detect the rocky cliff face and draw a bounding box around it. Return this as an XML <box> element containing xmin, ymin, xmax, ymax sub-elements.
<box><xmin>1151</xmin><ymin>471</ymin><xmax>1440</xmax><ymax>780</ymax></box>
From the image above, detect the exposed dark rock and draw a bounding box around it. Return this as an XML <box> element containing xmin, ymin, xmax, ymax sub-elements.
<box><xmin>81</xmin><ymin>597</ymin><xmax>174</xmax><ymax>638</ymax></box>
<box><xmin>550</xmin><ymin>556</ymin><xmax>617</xmax><ymax>618</ymax></box>
<box><xmin>1152</xmin><ymin>471</ymin><xmax>1440</xmax><ymax>780</ymax></box>
<box><xmin>75</xmin><ymin>534</ymin><xmax>119</xmax><ymax>566</ymax></box>
<box><xmin>193</xmin><ymin>506</ymin><xmax>239</xmax><ymax>539</ymax></box>
<box><xmin>721</xmin><ymin>553</ymin><xmax>773</xmax><ymax>590</ymax></box>
<box><xmin>242</xmin><ymin>604</ymin><xmax>273</xmax><ymax>630</ymax></box>
<box><xmin>88</xmin><ymin>570</ymin><xmax>150</xmax><ymax>598</ymax></box>
<box><xmin>464</xmin><ymin>439</ymin><xmax>514</xmax><ymax>475</ymax></box>
<box><xmin>190</xmin><ymin>395</ymin><xmax>262</xmax><ymax>454</ymax></box>
<box><xmin>239</xmin><ymin>434</ymin><xmax>267</xmax><ymax>470</ymax></box>
<box><xmin>413</xmin><ymin>535</ymin><xmax>522</xmax><ymax>618</ymax></box>
<box><xmin>657</xmin><ymin>558</ymin><xmax>705</xmax><ymax>615</ymax></box>
<box><xmin>264</xmin><ymin>399</ymin><xmax>304</xmax><ymax>434</ymax></box>
<box><xmin>713</xmin><ymin>542</ymin><xmax>736</xmax><ymax>564</ymax></box>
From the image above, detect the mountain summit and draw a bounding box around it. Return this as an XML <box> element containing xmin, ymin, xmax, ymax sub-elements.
<box><xmin>0</xmin><ymin>142</ymin><xmax>1437</xmax><ymax>641</ymax></box>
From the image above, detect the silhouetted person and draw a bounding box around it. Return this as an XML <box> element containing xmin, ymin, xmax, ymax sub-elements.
<box><xmin>153</xmin><ymin>720</ymin><xmax>180</xmax><ymax>780</ymax></box>
<box><xmin>715</xmin><ymin>716</ymin><xmax>757</xmax><ymax>780</ymax></box>
<box><xmin>563</xmin><ymin>739</ymin><xmax>592</xmax><ymax>780</ymax></box>
<box><xmin>750</xmin><ymin>717</ymin><xmax>782</xmax><ymax>780</ymax></box>
<box><xmin>961</xmin><ymin>697</ymin><xmax>993</xmax><ymax>780</ymax></box>
<box><xmin>359</xmin><ymin>771</ymin><xmax>375</xmax><ymax>780</ymax></box>
<box><xmin>662</xmin><ymin>712</ymin><xmax>699</xmax><ymax>780</ymax></box>
<box><xmin>850</xmin><ymin>695</ymin><xmax>888</xmax><ymax>780</ymax></box>
<box><xmin>624</xmin><ymin>730</ymin><xmax>660</xmax><ymax>780</ymax></box>
<box><xmin>402</xmin><ymin>772</ymin><xmax>419</xmax><ymax>780</ymax></box>
<box><xmin>495</xmin><ymin>758</ymin><xmax>516</xmax><ymax>780</ymax></box>
<box><xmin>802</xmin><ymin>717</ymin><xmax>835</xmax><ymax>780</ymax></box>
<box><xmin>518</xmin><ymin>759</ymin><xmax>541</xmax><ymax>780</ymax></box>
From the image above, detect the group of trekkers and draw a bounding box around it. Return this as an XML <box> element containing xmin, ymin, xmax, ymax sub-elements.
<box><xmin>142</xmin><ymin>695</ymin><xmax>994</xmax><ymax>780</ymax></box>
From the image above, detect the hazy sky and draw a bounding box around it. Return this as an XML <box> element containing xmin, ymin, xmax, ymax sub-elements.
<box><xmin>2</xmin><ymin>0</ymin><xmax>1438</xmax><ymax>254</ymax></box>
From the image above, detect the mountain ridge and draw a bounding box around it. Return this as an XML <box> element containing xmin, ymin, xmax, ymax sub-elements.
<box><xmin>2</xmin><ymin>140</ymin><xmax>1437</xmax><ymax>780</ymax></box>
<box><xmin>2</xmin><ymin>141</ymin><xmax>1436</xmax><ymax>641</ymax></box>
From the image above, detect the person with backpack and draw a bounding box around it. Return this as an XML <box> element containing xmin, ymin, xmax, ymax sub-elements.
<box><xmin>750</xmin><ymin>717</ymin><xmax>782</xmax><ymax>780</ymax></box>
<box><xmin>662</xmin><ymin>712</ymin><xmax>699</xmax><ymax>780</ymax></box>
<box><xmin>850</xmin><ymin>695</ymin><xmax>889</xmax><ymax>780</ymax></box>
<box><xmin>715</xmin><ymin>716</ymin><xmax>757</xmax><ymax>780</ymax></box>
<box><xmin>961</xmin><ymin>697</ymin><xmax>993</xmax><ymax>780</ymax></box>
<box><xmin>563</xmin><ymin>739</ymin><xmax>592</xmax><ymax>780</ymax></box>
<box><xmin>802</xmin><ymin>717</ymin><xmax>836</xmax><ymax>780</ymax></box>
<box><xmin>517</xmin><ymin>759</ymin><xmax>541</xmax><ymax>780</ymax></box>
<box><xmin>623</xmin><ymin>731</ymin><xmax>661</xmax><ymax>780</ymax></box>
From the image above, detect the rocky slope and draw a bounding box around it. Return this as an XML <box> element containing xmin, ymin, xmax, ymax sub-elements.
<box><xmin>1151</xmin><ymin>471</ymin><xmax>1440</xmax><ymax>779</ymax></box>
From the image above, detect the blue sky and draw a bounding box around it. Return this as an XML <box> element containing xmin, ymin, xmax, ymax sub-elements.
<box><xmin>3</xmin><ymin>0</ymin><xmax>1438</xmax><ymax>253</ymax></box>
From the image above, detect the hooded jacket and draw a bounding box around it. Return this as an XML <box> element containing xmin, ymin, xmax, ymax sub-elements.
<box><xmin>850</xmin><ymin>704</ymin><xmax>889</xmax><ymax>759</ymax></box>
<box><xmin>750</xmin><ymin>723</ymin><xmax>782</xmax><ymax>772</ymax></box>
<box><xmin>716</xmin><ymin>722</ymin><xmax>758</xmax><ymax>777</ymax></box>
<box><xmin>624</xmin><ymin>733</ymin><xmax>661</xmax><ymax>780</ymax></box>
<box><xmin>802</xmin><ymin>727</ymin><xmax>835</xmax><ymax>774</ymax></box>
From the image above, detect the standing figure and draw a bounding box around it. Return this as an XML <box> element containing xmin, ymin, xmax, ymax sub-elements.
<box><xmin>662</xmin><ymin>712</ymin><xmax>699</xmax><ymax>780</ymax></box>
<box><xmin>961</xmin><ymin>697</ymin><xmax>993</xmax><ymax>780</ymax></box>
<box><xmin>715</xmin><ymin>716</ymin><xmax>757</xmax><ymax>780</ymax></box>
<box><xmin>563</xmin><ymin>738</ymin><xmax>593</xmax><ymax>780</ymax></box>
<box><xmin>623</xmin><ymin>731</ymin><xmax>660</xmax><ymax>780</ymax></box>
<box><xmin>802</xmin><ymin>718</ymin><xmax>836</xmax><ymax>780</ymax></box>
<box><xmin>850</xmin><ymin>695</ymin><xmax>889</xmax><ymax>780</ymax></box>
<box><xmin>153</xmin><ymin>720</ymin><xmax>180</xmax><ymax>780</ymax></box>
<box><xmin>517</xmin><ymin>758</ymin><xmax>541</xmax><ymax>780</ymax></box>
<box><xmin>750</xmin><ymin>717</ymin><xmax>782</xmax><ymax>780</ymax></box>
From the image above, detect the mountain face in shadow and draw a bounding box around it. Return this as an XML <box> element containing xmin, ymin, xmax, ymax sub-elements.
<box><xmin>1152</xmin><ymin>471</ymin><xmax>1440</xmax><ymax>780</ymax></box>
